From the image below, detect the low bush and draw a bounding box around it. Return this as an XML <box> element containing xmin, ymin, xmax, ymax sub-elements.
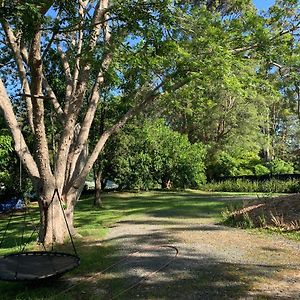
<box><xmin>204</xmin><ymin>178</ymin><xmax>300</xmax><ymax>193</ymax></box>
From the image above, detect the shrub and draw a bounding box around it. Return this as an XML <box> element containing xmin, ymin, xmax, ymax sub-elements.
<box><xmin>254</xmin><ymin>164</ymin><xmax>270</xmax><ymax>176</ymax></box>
<box><xmin>204</xmin><ymin>178</ymin><xmax>300</xmax><ymax>193</ymax></box>
<box><xmin>108</xmin><ymin>119</ymin><xmax>207</xmax><ymax>190</ymax></box>
<box><xmin>267</xmin><ymin>158</ymin><xmax>294</xmax><ymax>175</ymax></box>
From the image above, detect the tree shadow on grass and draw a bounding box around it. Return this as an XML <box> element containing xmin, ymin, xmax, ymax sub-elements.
<box><xmin>114</xmin><ymin>220</ymin><xmax>227</xmax><ymax>231</ymax></box>
<box><xmin>0</xmin><ymin>238</ymin><xmax>298</xmax><ymax>300</ymax></box>
<box><xmin>0</xmin><ymin>192</ymin><xmax>294</xmax><ymax>299</ymax></box>
<box><xmin>75</xmin><ymin>192</ymin><xmax>253</xmax><ymax>228</ymax></box>
<box><xmin>0</xmin><ymin>231</ymin><xmax>298</xmax><ymax>300</ymax></box>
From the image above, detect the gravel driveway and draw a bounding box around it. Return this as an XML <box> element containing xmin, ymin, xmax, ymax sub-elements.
<box><xmin>103</xmin><ymin>199</ymin><xmax>300</xmax><ymax>300</ymax></box>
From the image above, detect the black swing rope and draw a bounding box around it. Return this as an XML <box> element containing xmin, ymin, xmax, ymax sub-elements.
<box><xmin>0</xmin><ymin>123</ymin><xmax>79</xmax><ymax>281</ymax></box>
<box><xmin>49</xmin><ymin>188</ymin><xmax>78</xmax><ymax>256</ymax></box>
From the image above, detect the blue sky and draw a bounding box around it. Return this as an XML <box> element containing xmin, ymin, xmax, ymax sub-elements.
<box><xmin>253</xmin><ymin>0</ymin><xmax>276</xmax><ymax>11</ymax></box>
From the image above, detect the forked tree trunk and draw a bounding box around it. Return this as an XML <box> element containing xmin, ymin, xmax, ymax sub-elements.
<box><xmin>162</xmin><ymin>178</ymin><xmax>172</xmax><ymax>189</ymax></box>
<box><xmin>39</xmin><ymin>199</ymin><xmax>67</xmax><ymax>245</ymax></box>
<box><xmin>37</xmin><ymin>187</ymin><xmax>78</xmax><ymax>246</ymax></box>
<box><xmin>94</xmin><ymin>169</ymin><xmax>103</xmax><ymax>207</ymax></box>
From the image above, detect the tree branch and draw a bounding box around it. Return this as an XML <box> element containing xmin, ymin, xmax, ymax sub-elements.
<box><xmin>67</xmin><ymin>74</ymin><xmax>192</xmax><ymax>196</ymax></box>
<box><xmin>41</xmin><ymin>9</ymin><xmax>62</xmax><ymax>59</ymax></box>
<box><xmin>0</xmin><ymin>79</ymin><xmax>40</xmax><ymax>183</ymax></box>
<box><xmin>57</xmin><ymin>42</ymin><xmax>73</xmax><ymax>100</ymax></box>
<box><xmin>29</xmin><ymin>29</ymin><xmax>53</xmax><ymax>183</ymax></box>
<box><xmin>1</xmin><ymin>19</ymin><xmax>34</xmax><ymax>133</ymax></box>
<box><xmin>42</xmin><ymin>76</ymin><xmax>65</xmax><ymax>119</ymax></box>
<box><xmin>232</xmin><ymin>19</ymin><xmax>300</xmax><ymax>54</ymax></box>
<box><xmin>70</xmin><ymin>0</ymin><xmax>89</xmax><ymax>103</ymax></box>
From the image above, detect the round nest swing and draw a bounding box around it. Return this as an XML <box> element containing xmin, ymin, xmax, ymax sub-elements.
<box><xmin>0</xmin><ymin>189</ymin><xmax>80</xmax><ymax>282</ymax></box>
<box><xmin>0</xmin><ymin>251</ymin><xmax>80</xmax><ymax>281</ymax></box>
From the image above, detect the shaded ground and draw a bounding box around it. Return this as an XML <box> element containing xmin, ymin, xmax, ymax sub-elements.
<box><xmin>0</xmin><ymin>192</ymin><xmax>299</xmax><ymax>299</ymax></box>
<box><xmin>231</xmin><ymin>193</ymin><xmax>300</xmax><ymax>230</ymax></box>
<box><xmin>103</xmin><ymin>194</ymin><xmax>300</xmax><ymax>300</ymax></box>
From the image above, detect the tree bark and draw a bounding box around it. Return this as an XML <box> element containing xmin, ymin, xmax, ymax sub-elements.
<box><xmin>38</xmin><ymin>191</ymin><xmax>67</xmax><ymax>245</ymax></box>
<box><xmin>37</xmin><ymin>187</ymin><xmax>79</xmax><ymax>245</ymax></box>
<box><xmin>93</xmin><ymin>168</ymin><xmax>103</xmax><ymax>207</ymax></box>
<box><xmin>162</xmin><ymin>178</ymin><xmax>172</xmax><ymax>189</ymax></box>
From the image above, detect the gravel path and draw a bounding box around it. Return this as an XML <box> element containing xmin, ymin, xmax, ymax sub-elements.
<box><xmin>103</xmin><ymin>206</ymin><xmax>300</xmax><ymax>299</ymax></box>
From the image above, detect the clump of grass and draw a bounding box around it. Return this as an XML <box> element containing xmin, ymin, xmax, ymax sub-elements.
<box><xmin>221</xmin><ymin>204</ymin><xmax>256</xmax><ymax>229</ymax></box>
<box><xmin>269</xmin><ymin>212</ymin><xmax>300</xmax><ymax>231</ymax></box>
<box><xmin>258</xmin><ymin>213</ymin><xmax>267</xmax><ymax>227</ymax></box>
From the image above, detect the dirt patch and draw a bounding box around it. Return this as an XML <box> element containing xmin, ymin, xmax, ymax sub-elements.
<box><xmin>230</xmin><ymin>194</ymin><xmax>300</xmax><ymax>230</ymax></box>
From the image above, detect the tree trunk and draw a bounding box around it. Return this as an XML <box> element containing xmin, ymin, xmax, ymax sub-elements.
<box><xmin>38</xmin><ymin>191</ymin><xmax>67</xmax><ymax>245</ymax></box>
<box><xmin>37</xmin><ymin>188</ymin><xmax>78</xmax><ymax>246</ymax></box>
<box><xmin>94</xmin><ymin>169</ymin><xmax>103</xmax><ymax>207</ymax></box>
<box><xmin>162</xmin><ymin>178</ymin><xmax>172</xmax><ymax>189</ymax></box>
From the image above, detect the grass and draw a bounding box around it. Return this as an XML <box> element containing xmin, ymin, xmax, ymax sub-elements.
<box><xmin>0</xmin><ymin>190</ymin><xmax>298</xmax><ymax>299</ymax></box>
<box><xmin>255</xmin><ymin>227</ymin><xmax>300</xmax><ymax>241</ymax></box>
<box><xmin>0</xmin><ymin>207</ymin><xmax>40</xmax><ymax>256</ymax></box>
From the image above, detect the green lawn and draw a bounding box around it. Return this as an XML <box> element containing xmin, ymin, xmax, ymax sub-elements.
<box><xmin>0</xmin><ymin>191</ymin><xmax>293</xmax><ymax>299</ymax></box>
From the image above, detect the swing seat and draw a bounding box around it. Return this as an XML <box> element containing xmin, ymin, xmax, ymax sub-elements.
<box><xmin>0</xmin><ymin>189</ymin><xmax>80</xmax><ymax>282</ymax></box>
<box><xmin>0</xmin><ymin>251</ymin><xmax>80</xmax><ymax>281</ymax></box>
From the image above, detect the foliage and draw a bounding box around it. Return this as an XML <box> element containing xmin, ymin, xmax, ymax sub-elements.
<box><xmin>267</xmin><ymin>158</ymin><xmax>294</xmax><ymax>175</ymax></box>
<box><xmin>0</xmin><ymin>134</ymin><xmax>13</xmax><ymax>185</ymax></box>
<box><xmin>104</xmin><ymin>119</ymin><xmax>206</xmax><ymax>190</ymax></box>
<box><xmin>257</xmin><ymin>0</ymin><xmax>300</xmax><ymax>168</ymax></box>
<box><xmin>210</xmin><ymin>150</ymin><xmax>260</xmax><ymax>177</ymax></box>
<box><xmin>209</xmin><ymin>151</ymin><xmax>295</xmax><ymax>178</ymax></box>
<box><xmin>0</xmin><ymin>116</ymin><xmax>16</xmax><ymax>191</ymax></box>
<box><xmin>159</xmin><ymin>35</ymin><xmax>284</xmax><ymax>179</ymax></box>
<box><xmin>157</xmin><ymin>0</ymin><xmax>300</xmax><ymax>180</ymax></box>
<box><xmin>254</xmin><ymin>164</ymin><xmax>270</xmax><ymax>176</ymax></box>
<box><xmin>204</xmin><ymin>178</ymin><xmax>300</xmax><ymax>193</ymax></box>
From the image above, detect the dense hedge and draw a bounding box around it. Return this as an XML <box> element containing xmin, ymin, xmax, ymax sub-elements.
<box><xmin>203</xmin><ymin>178</ymin><xmax>300</xmax><ymax>193</ymax></box>
<box><xmin>212</xmin><ymin>173</ymin><xmax>300</xmax><ymax>182</ymax></box>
